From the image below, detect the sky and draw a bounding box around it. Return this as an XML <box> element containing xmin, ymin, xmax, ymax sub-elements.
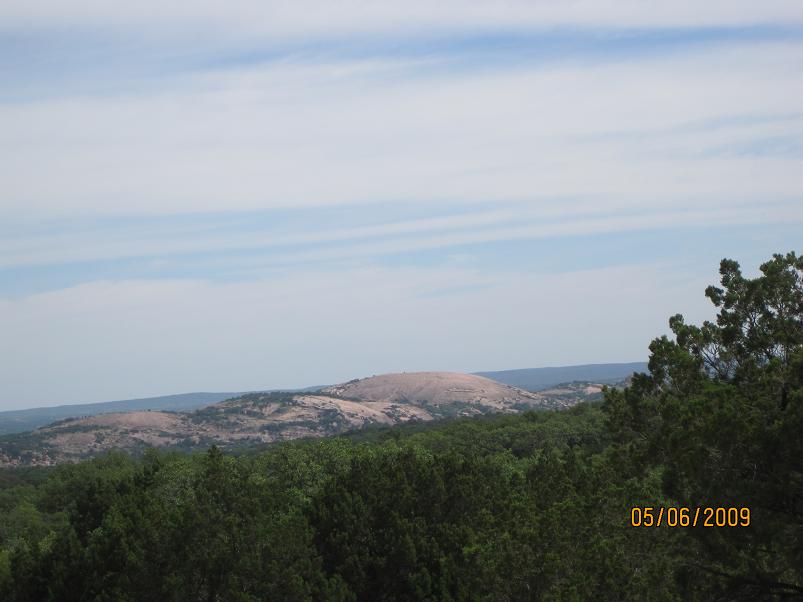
<box><xmin>1</xmin><ymin>2</ymin><xmax>802</xmax><ymax>410</ymax></box>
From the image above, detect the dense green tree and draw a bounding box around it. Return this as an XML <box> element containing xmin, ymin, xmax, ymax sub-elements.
<box><xmin>604</xmin><ymin>252</ymin><xmax>803</xmax><ymax>598</ymax></box>
<box><xmin>1</xmin><ymin>251</ymin><xmax>799</xmax><ymax>600</ymax></box>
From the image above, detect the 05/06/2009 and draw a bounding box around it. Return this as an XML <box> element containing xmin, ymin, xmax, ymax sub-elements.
<box><xmin>630</xmin><ymin>507</ymin><xmax>750</xmax><ymax>528</ymax></box>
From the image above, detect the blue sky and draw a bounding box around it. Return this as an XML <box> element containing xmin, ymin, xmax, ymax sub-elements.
<box><xmin>1</xmin><ymin>1</ymin><xmax>802</xmax><ymax>409</ymax></box>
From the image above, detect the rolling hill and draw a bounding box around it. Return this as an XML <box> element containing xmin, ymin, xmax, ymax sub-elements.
<box><xmin>0</xmin><ymin>392</ymin><xmax>245</xmax><ymax>435</ymax></box>
<box><xmin>0</xmin><ymin>363</ymin><xmax>645</xmax><ymax>436</ymax></box>
<box><xmin>0</xmin><ymin>372</ymin><xmax>615</xmax><ymax>467</ymax></box>
<box><xmin>0</xmin><ymin>387</ymin><xmax>327</xmax><ymax>435</ymax></box>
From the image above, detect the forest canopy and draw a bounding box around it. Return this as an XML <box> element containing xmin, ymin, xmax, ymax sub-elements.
<box><xmin>0</xmin><ymin>252</ymin><xmax>801</xmax><ymax>601</ymax></box>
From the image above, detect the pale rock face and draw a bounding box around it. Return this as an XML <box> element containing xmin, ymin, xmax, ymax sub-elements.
<box><xmin>323</xmin><ymin>371</ymin><xmax>544</xmax><ymax>408</ymax></box>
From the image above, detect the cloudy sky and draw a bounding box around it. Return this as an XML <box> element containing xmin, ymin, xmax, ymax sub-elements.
<box><xmin>1</xmin><ymin>2</ymin><xmax>802</xmax><ymax>410</ymax></box>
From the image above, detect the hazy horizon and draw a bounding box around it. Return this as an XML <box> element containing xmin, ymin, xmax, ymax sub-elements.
<box><xmin>2</xmin><ymin>1</ymin><xmax>802</xmax><ymax>410</ymax></box>
<box><xmin>0</xmin><ymin>360</ymin><xmax>649</xmax><ymax>412</ymax></box>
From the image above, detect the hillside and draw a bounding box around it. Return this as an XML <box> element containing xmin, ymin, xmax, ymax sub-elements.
<box><xmin>0</xmin><ymin>363</ymin><xmax>644</xmax><ymax>435</ymax></box>
<box><xmin>0</xmin><ymin>372</ymin><xmax>611</xmax><ymax>466</ymax></box>
<box><xmin>0</xmin><ymin>392</ymin><xmax>245</xmax><ymax>435</ymax></box>
<box><xmin>322</xmin><ymin>372</ymin><xmax>543</xmax><ymax>408</ymax></box>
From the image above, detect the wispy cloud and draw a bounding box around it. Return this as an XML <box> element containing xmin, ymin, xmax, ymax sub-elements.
<box><xmin>3</xmin><ymin>39</ymin><xmax>803</xmax><ymax>217</ymax></box>
<box><xmin>1</xmin><ymin>2</ymin><xmax>802</xmax><ymax>407</ymax></box>
<box><xmin>3</xmin><ymin>1</ymin><xmax>802</xmax><ymax>34</ymax></box>
<box><xmin>1</xmin><ymin>199</ymin><xmax>798</xmax><ymax>272</ymax></box>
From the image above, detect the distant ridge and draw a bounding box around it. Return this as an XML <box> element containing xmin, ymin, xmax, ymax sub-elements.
<box><xmin>2</xmin><ymin>372</ymin><xmax>606</xmax><ymax>466</ymax></box>
<box><xmin>0</xmin><ymin>363</ymin><xmax>646</xmax><ymax>435</ymax></box>
<box><xmin>474</xmin><ymin>362</ymin><xmax>647</xmax><ymax>391</ymax></box>
<box><xmin>0</xmin><ymin>392</ymin><xmax>243</xmax><ymax>435</ymax></box>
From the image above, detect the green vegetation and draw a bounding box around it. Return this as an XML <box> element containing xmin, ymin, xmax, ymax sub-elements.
<box><xmin>0</xmin><ymin>252</ymin><xmax>800</xmax><ymax>600</ymax></box>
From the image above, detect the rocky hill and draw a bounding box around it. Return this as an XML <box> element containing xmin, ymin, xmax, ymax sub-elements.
<box><xmin>0</xmin><ymin>392</ymin><xmax>246</xmax><ymax>435</ymax></box>
<box><xmin>322</xmin><ymin>372</ymin><xmax>543</xmax><ymax>408</ymax></box>
<box><xmin>0</xmin><ymin>373</ymin><xmax>613</xmax><ymax>466</ymax></box>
